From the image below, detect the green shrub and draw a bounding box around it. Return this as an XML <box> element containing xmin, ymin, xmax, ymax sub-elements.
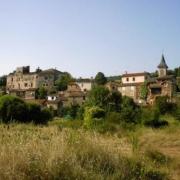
<box><xmin>58</xmin><ymin>105</ymin><xmax>80</xmax><ymax>119</ymax></box>
<box><xmin>106</xmin><ymin>112</ymin><xmax>121</xmax><ymax>124</ymax></box>
<box><xmin>155</xmin><ymin>96</ymin><xmax>175</xmax><ymax>115</ymax></box>
<box><xmin>27</xmin><ymin>103</ymin><xmax>41</xmax><ymax>121</ymax></box>
<box><xmin>142</xmin><ymin>108</ymin><xmax>168</xmax><ymax>128</ymax></box>
<box><xmin>0</xmin><ymin>95</ymin><xmax>28</xmax><ymax>123</ymax></box>
<box><xmin>120</xmin><ymin>96</ymin><xmax>141</xmax><ymax>124</ymax></box>
<box><xmin>83</xmin><ymin>106</ymin><xmax>105</xmax><ymax>129</ymax></box>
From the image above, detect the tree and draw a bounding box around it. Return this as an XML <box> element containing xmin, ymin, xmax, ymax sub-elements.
<box><xmin>55</xmin><ymin>72</ymin><xmax>73</xmax><ymax>91</ymax></box>
<box><xmin>0</xmin><ymin>76</ymin><xmax>6</xmax><ymax>87</ymax></box>
<box><xmin>37</xmin><ymin>87</ymin><xmax>47</xmax><ymax>99</ymax></box>
<box><xmin>95</xmin><ymin>72</ymin><xmax>107</xmax><ymax>85</ymax></box>
<box><xmin>120</xmin><ymin>96</ymin><xmax>141</xmax><ymax>124</ymax></box>
<box><xmin>0</xmin><ymin>95</ymin><xmax>28</xmax><ymax>123</ymax></box>
<box><xmin>86</xmin><ymin>86</ymin><xmax>110</xmax><ymax>109</ymax></box>
<box><xmin>108</xmin><ymin>91</ymin><xmax>122</xmax><ymax>112</ymax></box>
<box><xmin>140</xmin><ymin>81</ymin><xmax>148</xmax><ymax>100</ymax></box>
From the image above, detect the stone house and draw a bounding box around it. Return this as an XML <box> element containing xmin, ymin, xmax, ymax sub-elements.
<box><xmin>76</xmin><ymin>78</ymin><xmax>93</xmax><ymax>93</ymax></box>
<box><xmin>118</xmin><ymin>72</ymin><xmax>150</xmax><ymax>102</ymax></box>
<box><xmin>6</xmin><ymin>66</ymin><xmax>62</xmax><ymax>99</ymax></box>
<box><xmin>46</xmin><ymin>83</ymin><xmax>86</xmax><ymax>111</ymax></box>
<box><xmin>147</xmin><ymin>55</ymin><xmax>176</xmax><ymax>104</ymax></box>
<box><xmin>60</xmin><ymin>83</ymin><xmax>86</xmax><ymax>107</ymax></box>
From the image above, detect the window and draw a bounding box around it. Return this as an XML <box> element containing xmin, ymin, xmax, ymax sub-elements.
<box><xmin>133</xmin><ymin>77</ymin><xmax>135</xmax><ymax>81</ymax></box>
<box><xmin>126</xmin><ymin>77</ymin><xmax>129</xmax><ymax>82</ymax></box>
<box><xmin>24</xmin><ymin>83</ymin><xmax>28</xmax><ymax>87</ymax></box>
<box><xmin>31</xmin><ymin>83</ymin><xmax>33</xmax><ymax>87</ymax></box>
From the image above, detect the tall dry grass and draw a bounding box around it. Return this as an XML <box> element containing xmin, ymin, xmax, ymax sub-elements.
<box><xmin>0</xmin><ymin>122</ymin><xmax>179</xmax><ymax>179</ymax></box>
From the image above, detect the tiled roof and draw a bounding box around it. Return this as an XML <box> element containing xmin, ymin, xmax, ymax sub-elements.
<box><xmin>122</xmin><ymin>72</ymin><xmax>150</xmax><ymax>77</ymax></box>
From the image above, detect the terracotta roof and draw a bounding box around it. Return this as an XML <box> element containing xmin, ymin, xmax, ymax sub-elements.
<box><xmin>122</xmin><ymin>72</ymin><xmax>150</xmax><ymax>77</ymax></box>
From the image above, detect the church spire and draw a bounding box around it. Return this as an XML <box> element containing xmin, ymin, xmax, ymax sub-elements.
<box><xmin>157</xmin><ymin>54</ymin><xmax>168</xmax><ymax>77</ymax></box>
<box><xmin>157</xmin><ymin>54</ymin><xmax>168</xmax><ymax>69</ymax></box>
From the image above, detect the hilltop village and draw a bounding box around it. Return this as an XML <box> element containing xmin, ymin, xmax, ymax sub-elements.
<box><xmin>1</xmin><ymin>55</ymin><xmax>180</xmax><ymax>113</ymax></box>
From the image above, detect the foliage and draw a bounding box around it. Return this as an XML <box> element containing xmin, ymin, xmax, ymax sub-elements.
<box><xmin>55</xmin><ymin>72</ymin><xmax>73</xmax><ymax>91</ymax></box>
<box><xmin>39</xmin><ymin>108</ymin><xmax>53</xmax><ymax>124</ymax></box>
<box><xmin>108</xmin><ymin>91</ymin><xmax>122</xmax><ymax>112</ymax></box>
<box><xmin>141</xmin><ymin>108</ymin><xmax>168</xmax><ymax>128</ymax></box>
<box><xmin>36</xmin><ymin>87</ymin><xmax>48</xmax><ymax>99</ymax></box>
<box><xmin>0</xmin><ymin>95</ymin><xmax>28</xmax><ymax>123</ymax></box>
<box><xmin>0</xmin><ymin>75</ymin><xmax>7</xmax><ymax>87</ymax></box>
<box><xmin>106</xmin><ymin>112</ymin><xmax>121</xmax><ymax>124</ymax></box>
<box><xmin>58</xmin><ymin>105</ymin><xmax>80</xmax><ymax>119</ymax></box>
<box><xmin>0</xmin><ymin>95</ymin><xmax>52</xmax><ymax>124</ymax></box>
<box><xmin>140</xmin><ymin>81</ymin><xmax>148</xmax><ymax>100</ymax></box>
<box><xmin>155</xmin><ymin>96</ymin><xmax>174</xmax><ymax>115</ymax></box>
<box><xmin>94</xmin><ymin>72</ymin><xmax>107</xmax><ymax>85</ymax></box>
<box><xmin>120</xmin><ymin>96</ymin><xmax>141</xmax><ymax>124</ymax></box>
<box><xmin>86</xmin><ymin>85</ymin><xmax>110</xmax><ymax>109</ymax></box>
<box><xmin>84</xmin><ymin>106</ymin><xmax>105</xmax><ymax>129</ymax></box>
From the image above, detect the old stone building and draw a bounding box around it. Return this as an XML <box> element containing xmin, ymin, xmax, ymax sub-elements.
<box><xmin>147</xmin><ymin>55</ymin><xmax>176</xmax><ymax>104</ymax></box>
<box><xmin>118</xmin><ymin>72</ymin><xmax>150</xmax><ymax>102</ymax></box>
<box><xmin>76</xmin><ymin>78</ymin><xmax>93</xmax><ymax>93</ymax></box>
<box><xmin>6</xmin><ymin>66</ymin><xmax>62</xmax><ymax>99</ymax></box>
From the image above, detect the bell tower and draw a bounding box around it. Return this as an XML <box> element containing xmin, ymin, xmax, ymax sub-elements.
<box><xmin>157</xmin><ymin>54</ymin><xmax>168</xmax><ymax>77</ymax></box>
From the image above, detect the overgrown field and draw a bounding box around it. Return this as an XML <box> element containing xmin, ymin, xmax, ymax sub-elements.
<box><xmin>0</xmin><ymin>116</ymin><xmax>179</xmax><ymax>180</ymax></box>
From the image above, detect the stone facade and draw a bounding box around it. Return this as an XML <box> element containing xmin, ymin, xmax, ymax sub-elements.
<box><xmin>147</xmin><ymin>56</ymin><xmax>176</xmax><ymax>104</ymax></box>
<box><xmin>76</xmin><ymin>78</ymin><xmax>93</xmax><ymax>93</ymax></box>
<box><xmin>118</xmin><ymin>72</ymin><xmax>150</xmax><ymax>102</ymax></box>
<box><xmin>6</xmin><ymin>66</ymin><xmax>62</xmax><ymax>99</ymax></box>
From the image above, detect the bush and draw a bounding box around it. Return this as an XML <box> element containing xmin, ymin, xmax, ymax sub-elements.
<box><xmin>58</xmin><ymin>105</ymin><xmax>80</xmax><ymax>119</ymax></box>
<box><xmin>38</xmin><ymin>108</ymin><xmax>53</xmax><ymax>124</ymax></box>
<box><xmin>106</xmin><ymin>112</ymin><xmax>121</xmax><ymax>124</ymax></box>
<box><xmin>155</xmin><ymin>96</ymin><xmax>175</xmax><ymax>115</ymax></box>
<box><xmin>141</xmin><ymin>108</ymin><xmax>168</xmax><ymax>128</ymax></box>
<box><xmin>0</xmin><ymin>95</ymin><xmax>28</xmax><ymax>123</ymax></box>
<box><xmin>28</xmin><ymin>103</ymin><xmax>52</xmax><ymax>124</ymax></box>
<box><xmin>120</xmin><ymin>96</ymin><xmax>141</xmax><ymax>124</ymax></box>
<box><xmin>83</xmin><ymin>106</ymin><xmax>105</xmax><ymax>129</ymax></box>
<box><xmin>27</xmin><ymin>103</ymin><xmax>42</xmax><ymax>121</ymax></box>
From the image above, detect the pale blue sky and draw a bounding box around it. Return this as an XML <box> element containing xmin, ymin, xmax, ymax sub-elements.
<box><xmin>0</xmin><ymin>0</ymin><xmax>180</xmax><ymax>77</ymax></box>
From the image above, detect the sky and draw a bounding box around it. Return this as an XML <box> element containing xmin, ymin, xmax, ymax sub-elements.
<box><xmin>0</xmin><ymin>0</ymin><xmax>180</xmax><ymax>78</ymax></box>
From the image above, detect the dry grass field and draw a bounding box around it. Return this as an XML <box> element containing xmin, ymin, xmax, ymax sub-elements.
<box><xmin>0</xmin><ymin>116</ymin><xmax>179</xmax><ymax>180</ymax></box>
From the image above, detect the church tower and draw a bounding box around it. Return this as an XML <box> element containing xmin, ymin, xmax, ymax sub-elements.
<box><xmin>157</xmin><ymin>54</ymin><xmax>168</xmax><ymax>77</ymax></box>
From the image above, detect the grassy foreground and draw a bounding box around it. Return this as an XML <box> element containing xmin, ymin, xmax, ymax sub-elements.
<box><xmin>0</xmin><ymin>117</ymin><xmax>179</xmax><ymax>179</ymax></box>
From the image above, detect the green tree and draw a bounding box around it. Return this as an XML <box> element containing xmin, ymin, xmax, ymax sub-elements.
<box><xmin>84</xmin><ymin>106</ymin><xmax>105</xmax><ymax>129</ymax></box>
<box><xmin>86</xmin><ymin>86</ymin><xmax>110</xmax><ymax>109</ymax></box>
<box><xmin>108</xmin><ymin>91</ymin><xmax>122</xmax><ymax>112</ymax></box>
<box><xmin>140</xmin><ymin>81</ymin><xmax>148</xmax><ymax>100</ymax></box>
<box><xmin>95</xmin><ymin>72</ymin><xmax>107</xmax><ymax>85</ymax></box>
<box><xmin>0</xmin><ymin>76</ymin><xmax>6</xmax><ymax>87</ymax></box>
<box><xmin>120</xmin><ymin>96</ymin><xmax>141</xmax><ymax>124</ymax></box>
<box><xmin>0</xmin><ymin>95</ymin><xmax>28</xmax><ymax>123</ymax></box>
<box><xmin>155</xmin><ymin>96</ymin><xmax>169</xmax><ymax>115</ymax></box>
<box><xmin>37</xmin><ymin>87</ymin><xmax>48</xmax><ymax>99</ymax></box>
<box><xmin>55</xmin><ymin>72</ymin><xmax>73</xmax><ymax>91</ymax></box>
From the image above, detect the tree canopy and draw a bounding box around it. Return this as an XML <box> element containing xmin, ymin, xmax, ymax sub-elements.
<box><xmin>95</xmin><ymin>72</ymin><xmax>107</xmax><ymax>85</ymax></box>
<box><xmin>55</xmin><ymin>72</ymin><xmax>73</xmax><ymax>91</ymax></box>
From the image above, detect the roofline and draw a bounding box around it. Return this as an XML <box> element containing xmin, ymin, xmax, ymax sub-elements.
<box><xmin>122</xmin><ymin>72</ymin><xmax>150</xmax><ymax>77</ymax></box>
